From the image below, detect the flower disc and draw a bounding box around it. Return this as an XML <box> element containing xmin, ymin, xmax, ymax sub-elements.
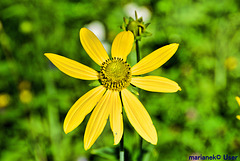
<box><xmin>100</xmin><ymin>57</ymin><xmax>131</xmax><ymax>91</ymax></box>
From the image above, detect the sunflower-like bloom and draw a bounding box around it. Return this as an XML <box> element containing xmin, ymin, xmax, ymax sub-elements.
<box><xmin>236</xmin><ymin>96</ymin><xmax>240</xmax><ymax>120</ymax></box>
<box><xmin>45</xmin><ymin>28</ymin><xmax>181</xmax><ymax>150</ymax></box>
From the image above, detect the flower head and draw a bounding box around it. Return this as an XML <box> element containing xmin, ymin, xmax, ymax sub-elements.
<box><xmin>45</xmin><ymin>28</ymin><xmax>181</xmax><ymax>150</ymax></box>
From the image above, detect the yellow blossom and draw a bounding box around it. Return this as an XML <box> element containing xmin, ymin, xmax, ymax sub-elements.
<box><xmin>45</xmin><ymin>28</ymin><xmax>181</xmax><ymax>150</ymax></box>
<box><xmin>20</xmin><ymin>90</ymin><xmax>32</xmax><ymax>104</ymax></box>
<box><xmin>236</xmin><ymin>96</ymin><xmax>240</xmax><ymax>120</ymax></box>
<box><xmin>0</xmin><ymin>93</ymin><xmax>10</xmax><ymax>108</ymax></box>
<box><xmin>225</xmin><ymin>57</ymin><xmax>238</xmax><ymax>70</ymax></box>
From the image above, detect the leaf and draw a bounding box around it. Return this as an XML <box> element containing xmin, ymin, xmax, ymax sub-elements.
<box><xmin>127</xmin><ymin>85</ymin><xmax>139</xmax><ymax>96</ymax></box>
<box><xmin>89</xmin><ymin>80</ymin><xmax>101</xmax><ymax>87</ymax></box>
<box><xmin>91</xmin><ymin>147</ymin><xmax>118</xmax><ymax>161</ymax></box>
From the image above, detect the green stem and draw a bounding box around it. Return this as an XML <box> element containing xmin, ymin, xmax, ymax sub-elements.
<box><xmin>120</xmin><ymin>96</ymin><xmax>124</xmax><ymax>161</ymax></box>
<box><xmin>120</xmin><ymin>133</ymin><xmax>124</xmax><ymax>161</ymax></box>
<box><xmin>135</xmin><ymin>40</ymin><xmax>143</xmax><ymax>161</ymax></box>
<box><xmin>136</xmin><ymin>40</ymin><xmax>140</xmax><ymax>62</ymax></box>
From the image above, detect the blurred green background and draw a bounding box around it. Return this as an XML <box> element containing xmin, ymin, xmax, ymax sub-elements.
<box><xmin>1</xmin><ymin>0</ymin><xmax>240</xmax><ymax>160</ymax></box>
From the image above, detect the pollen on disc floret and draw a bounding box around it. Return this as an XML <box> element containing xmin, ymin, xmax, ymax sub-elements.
<box><xmin>100</xmin><ymin>57</ymin><xmax>131</xmax><ymax>91</ymax></box>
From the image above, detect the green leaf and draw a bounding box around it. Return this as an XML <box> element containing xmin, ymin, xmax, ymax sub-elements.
<box><xmin>89</xmin><ymin>80</ymin><xmax>101</xmax><ymax>87</ymax></box>
<box><xmin>91</xmin><ymin>147</ymin><xmax>118</xmax><ymax>161</ymax></box>
<box><xmin>127</xmin><ymin>85</ymin><xmax>139</xmax><ymax>96</ymax></box>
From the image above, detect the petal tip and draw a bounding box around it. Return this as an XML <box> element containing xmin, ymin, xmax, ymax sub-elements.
<box><xmin>80</xmin><ymin>27</ymin><xmax>91</xmax><ymax>36</ymax></box>
<box><xmin>178</xmin><ymin>86</ymin><xmax>182</xmax><ymax>91</ymax></box>
<box><xmin>172</xmin><ymin>43</ymin><xmax>179</xmax><ymax>48</ymax></box>
<box><xmin>84</xmin><ymin>145</ymin><xmax>90</xmax><ymax>151</ymax></box>
<box><xmin>150</xmin><ymin>129</ymin><xmax>158</xmax><ymax>145</ymax></box>
<box><xmin>64</xmin><ymin>130</ymin><xmax>69</xmax><ymax>134</ymax></box>
<box><xmin>80</xmin><ymin>28</ymin><xmax>88</xmax><ymax>38</ymax></box>
<box><xmin>63</xmin><ymin>121</ymin><xmax>73</xmax><ymax>134</ymax></box>
<box><xmin>80</xmin><ymin>27</ymin><xmax>87</xmax><ymax>32</ymax></box>
<box><xmin>44</xmin><ymin>53</ymin><xmax>52</xmax><ymax>57</ymax></box>
<box><xmin>149</xmin><ymin>136</ymin><xmax>158</xmax><ymax>145</ymax></box>
<box><xmin>168</xmin><ymin>43</ymin><xmax>179</xmax><ymax>51</ymax></box>
<box><xmin>151</xmin><ymin>141</ymin><xmax>157</xmax><ymax>145</ymax></box>
<box><xmin>84</xmin><ymin>140</ymin><xmax>92</xmax><ymax>151</ymax></box>
<box><xmin>149</xmin><ymin>135</ymin><xmax>158</xmax><ymax>145</ymax></box>
<box><xmin>113</xmin><ymin>137</ymin><xmax>121</xmax><ymax>145</ymax></box>
<box><xmin>63</xmin><ymin>126</ymin><xmax>70</xmax><ymax>134</ymax></box>
<box><xmin>44</xmin><ymin>53</ymin><xmax>57</xmax><ymax>60</ymax></box>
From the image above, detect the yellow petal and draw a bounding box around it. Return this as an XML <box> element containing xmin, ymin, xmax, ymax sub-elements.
<box><xmin>45</xmin><ymin>53</ymin><xmax>99</xmax><ymax>80</ymax></box>
<box><xmin>109</xmin><ymin>91</ymin><xmax>123</xmax><ymax>145</ymax></box>
<box><xmin>64</xmin><ymin>86</ymin><xmax>106</xmax><ymax>134</ymax></box>
<box><xmin>131</xmin><ymin>76</ymin><xmax>181</xmax><ymax>93</ymax></box>
<box><xmin>80</xmin><ymin>28</ymin><xmax>109</xmax><ymax>65</ymax></box>
<box><xmin>84</xmin><ymin>90</ymin><xmax>113</xmax><ymax>150</ymax></box>
<box><xmin>131</xmin><ymin>43</ymin><xmax>179</xmax><ymax>75</ymax></box>
<box><xmin>237</xmin><ymin>115</ymin><xmax>240</xmax><ymax>120</ymax></box>
<box><xmin>121</xmin><ymin>89</ymin><xmax>157</xmax><ymax>144</ymax></box>
<box><xmin>111</xmin><ymin>31</ymin><xmax>134</xmax><ymax>60</ymax></box>
<box><xmin>236</xmin><ymin>96</ymin><xmax>240</xmax><ymax>106</ymax></box>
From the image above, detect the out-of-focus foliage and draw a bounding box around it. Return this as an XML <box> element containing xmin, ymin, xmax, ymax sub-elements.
<box><xmin>1</xmin><ymin>0</ymin><xmax>240</xmax><ymax>161</ymax></box>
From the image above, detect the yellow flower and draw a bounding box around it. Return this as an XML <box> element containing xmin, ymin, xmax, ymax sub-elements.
<box><xmin>236</xmin><ymin>96</ymin><xmax>240</xmax><ymax>120</ymax></box>
<box><xmin>20</xmin><ymin>89</ymin><xmax>32</xmax><ymax>104</ymax></box>
<box><xmin>45</xmin><ymin>28</ymin><xmax>181</xmax><ymax>150</ymax></box>
<box><xmin>0</xmin><ymin>93</ymin><xmax>10</xmax><ymax>108</ymax></box>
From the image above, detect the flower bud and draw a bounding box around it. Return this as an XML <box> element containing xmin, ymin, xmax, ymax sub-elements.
<box><xmin>121</xmin><ymin>11</ymin><xmax>151</xmax><ymax>41</ymax></box>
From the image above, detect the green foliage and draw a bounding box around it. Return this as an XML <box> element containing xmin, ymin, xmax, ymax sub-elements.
<box><xmin>1</xmin><ymin>0</ymin><xmax>240</xmax><ymax>160</ymax></box>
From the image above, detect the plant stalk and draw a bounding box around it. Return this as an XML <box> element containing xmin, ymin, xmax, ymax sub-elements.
<box><xmin>136</xmin><ymin>40</ymin><xmax>140</xmax><ymax>63</ymax></box>
<box><xmin>120</xmin><ymin>133</ymin><xmax>124</xmax><ymax>161</ymax></box>
<box><xmin>135</xmin><ymin>40</ymin><xmax>143</xmax><ymax>161</ymax></box>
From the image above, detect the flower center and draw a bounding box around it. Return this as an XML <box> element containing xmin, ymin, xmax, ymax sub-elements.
<box><xmin>100</xmin><ymin>57</ymin><xmax>131</xmax><ymax>91</ymax></box>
